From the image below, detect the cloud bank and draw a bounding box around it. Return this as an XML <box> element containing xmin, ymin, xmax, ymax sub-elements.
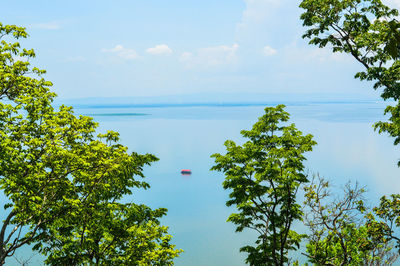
<box><xmin>146</xmin><ymin>44</ymin><xmax>173</xmax><ymax>55</ymax></box>
<box><xmin>262</xmin><ymin>45</ymin><xmax>277</xmax><ymax>56</ymax></box>
<box><xmin>102</xmin><ymin>45</ymin><xmax>138</xmax><ymax>60</ymax></box>
<box><xmin>181</xmin><ymin>44</ymin><xmax>239</xmax><ymax>68</ymax></box>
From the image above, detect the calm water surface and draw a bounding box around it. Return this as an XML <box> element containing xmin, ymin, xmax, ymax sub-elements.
<box><xmin>5</xmin><ymin>102</ymin><xmax>400</xmax><ymax>265</ymax></box>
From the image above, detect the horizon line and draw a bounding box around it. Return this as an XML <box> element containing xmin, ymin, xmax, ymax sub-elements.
<box><xmin>56</xmin><ymin>99</ymin><xmax>387</xmax><ymax>109</ymax></box>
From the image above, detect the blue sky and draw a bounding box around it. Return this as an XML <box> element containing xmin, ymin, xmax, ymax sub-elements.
<box><xmin>4</xmin><ymin>0</ymin><xmax>400</xmax><ymax>100</ymax></box>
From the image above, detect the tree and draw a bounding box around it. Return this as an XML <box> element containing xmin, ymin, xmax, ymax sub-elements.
<box><xmin>0</xmin><ymin>23</ymin><xmax>181</xmax><ymax>264</ymax></box>
<box><xmin>211</xmin><ymin>105</ymin><xmax>316</xmax><ymax>265</ymax></box>
<box><xmin>303</xmin><ymin>175</ymin><xmax>399</xmax><ymax>265</ymax></box>
<box><xmin>299</xmin><ymin>2</ymin><xmax>400</xmax><ymax>264</ymax></box>
<box><xmin>39</xmin><ymin>203</ymin><xmax>180</xmax><ymax>265</ymax></box>
<box><xmin>299</xmin><ymin>0</ymin><xmax>400</xmax><ymax>166</ymax></box>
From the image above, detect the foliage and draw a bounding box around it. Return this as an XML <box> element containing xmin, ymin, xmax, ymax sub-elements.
<box><xmin>299</xmin><ymin>0</ymin><xmax>400</xmax><ymax>166</ymax></box>
<box><xmin>299</xmin><ymin>1</ymin><xmax>400</xmax><ymax>264</ymax></box>
<box><xmin>39</xmin><ymin>203</ymin><xmax>180</xmax><ymax>265</ymax></box>
<box><xmin>303</xmin><ymin>175</ymin><xmax>399</xmax><ymax>265</ymax></box>
<box><xmin>210</xmin><ymin>104</ymin><xmax>400</xmax><ymax>265</ymax></box>
<box><xmin>211</xmin><ymin>105</ymin><xmax>316</xmax><ymax>265</ymax></box>
<box><xmin>0</xmin><ymin>23</ymin><xmax>180</xmax><ymax>265</ymax></box>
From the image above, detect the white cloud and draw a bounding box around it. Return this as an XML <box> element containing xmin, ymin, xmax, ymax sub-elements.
<box><xmin>235</xmin><ymin>0</ymin><xmax>286</xmax><ymax>47</ymax></box>
<box><xmin>262</xmin><ymin>45</ymin><xmax>277</xmax><ymax>56</ymax></box>
<box><xmin>239</xmin><ymin>0</ymin><xmax>281</xmax><ymax>24</ymax></box>
<box><xmin>237</xmin><ymin>0</ymin><xmax>281</xmax><ymax>34</ymax></box>
<box><xmin>180</xmin><ymin>52</ymin><xmax>193</xmax><ymax>61</ymax></box>
<box><xmin>146</xmin><ymin>44</ymin><xmax>172</xmax><ymax>55</ymax></box>
<box><xmin>29</xmin><ymin>21</ymin><xmax>61</xmax><ymax>30</ymax></box>
<box><xmin>102</xmin><ymin>45</ymin><xmax>138</xmax><ymax>60</ymax></box>
<box><xmin>181</xmin><ymin>44</ymin><xmax>239</xmax><ymax>68</ymax></box>
<box><xmin>385</xmin><ymin>0</ymin><xmax>400</xmax><ymax>9</ymax></box>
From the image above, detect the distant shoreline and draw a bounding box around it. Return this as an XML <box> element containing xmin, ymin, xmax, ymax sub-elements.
<box><xmin>88</xmin><ymin>113</ymin><xmax>149</xmax><ymax>116</ymax></box>
<box><xmin>61</xmin><ymin>100</ymin><xmax>388</xmax><ymax>109</ymax></box>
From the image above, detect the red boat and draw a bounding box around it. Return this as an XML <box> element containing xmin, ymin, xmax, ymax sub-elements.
<box><xmin>181</xmin><ymin>169</ymin><xmax>192</xmax><ymax>175</ymax></box>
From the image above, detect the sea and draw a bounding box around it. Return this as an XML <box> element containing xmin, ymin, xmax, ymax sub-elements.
<box><xmin>5</xmin><ymin>101</ymin><xmax>400</xmax><ymax>265</ymax></box>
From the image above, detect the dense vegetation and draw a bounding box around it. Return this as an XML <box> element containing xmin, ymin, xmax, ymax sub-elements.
<box><xmin>211</xmin><ymin>105</ymin><xmax>316</xmax><ymax>265</ymax></box>
<box><xmin>0</xmin><ymin>24</ymin><xmax>181</xmax><ymax>265</ymax></box>
<box><xmin>212</xmin><ymin>104</ymin><xmax>400</xmax><ymax>265</ymax></box>
<box><xmin>211</xmin><ymin>0</ymin><xmax>400</xmax><ymax>265</ymax></box>
<box><xmin>3</xmin><ymin>0</ymin><xmax>400</xmax><ymax>265</ymax></box>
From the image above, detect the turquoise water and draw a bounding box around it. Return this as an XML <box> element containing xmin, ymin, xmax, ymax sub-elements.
<box><xmin>4</xmin><ymin>102</ymin><xmax>400</xmax><ymax>265</ymax></box>
<box><xmin>82</xmin><ymin>102</ymin><xmax>400</xmax><ymax>265</ymax></box>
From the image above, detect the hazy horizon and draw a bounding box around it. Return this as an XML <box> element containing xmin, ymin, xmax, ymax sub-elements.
<box><xmin>4</xmin><ymin>0</ymin><xmax>398</xmax><ymax>100</ymax></box>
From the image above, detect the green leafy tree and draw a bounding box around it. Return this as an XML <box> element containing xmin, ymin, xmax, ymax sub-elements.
<box><xmin>211</xmin><ymin>105</ymin><xmax>316</xmax><ymax>266</ymax></box>
<box><xmin>299</xmin><ymin>2</ymin><xmax>400</xmax><ymax>264</ymax></box>
<box><xmin>299</xmin><ymin>0</ymin><xmax>400</xmax><ymax>166</ymax></box>
<box><xmin>40</xmin><ymin>203</ymin><xmax>180</xmax><ymax>265</ymax></box>
<box><xmin>303</xmin><ymin>175</ymin><xmax>399</xmax><ymax>265</ymax></box>
<box><xmin>0</xmin><ymin>23</ymin><xmax>180</xmax><ymax>265</ymax></box>
<box><xmin>369</xmin><ymin>194</ymin><xmax>400</xmax><ymax>251</ymax></box>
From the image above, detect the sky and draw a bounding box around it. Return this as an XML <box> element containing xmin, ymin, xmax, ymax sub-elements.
<box><xmin>3</xmin><ymin>0</ymin><xmax>400</xmax><ymax>101</ymax></box>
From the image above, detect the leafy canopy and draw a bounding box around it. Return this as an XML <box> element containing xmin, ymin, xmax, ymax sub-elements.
<box><xmin>303</xmin><ymin>176</ymin><xmax>399</xmax><ymax>265</ymax></box>
<box><xmin>0</xmin><ymin>22</ymin><xmax>181</xmax><ymax>265</ymax></box>
<box><xmin>299</xmin><ymin>1</ymin><xmax>400</xmax><ymax>264</ymax></box>
<box><xmin>300</xmin><ymin>0</ymin><xmax>400</xmax><ymax>165</ymax></box>
<box><xmin>211</xmin><ymin>105</ymin><xmax>316</xmax><ymax>266</ymax></box>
